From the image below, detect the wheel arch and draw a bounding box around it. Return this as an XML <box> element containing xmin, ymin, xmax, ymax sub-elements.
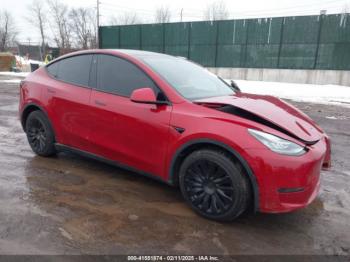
<box><xmin>21</xmin><ymin>103</ymin><xmax>54</xmax><ymax>138</ymax></box>
<box><xmin>168</xmin><ymin>139</ymin><xmax>259</xmax><ymax>212</ymax></box>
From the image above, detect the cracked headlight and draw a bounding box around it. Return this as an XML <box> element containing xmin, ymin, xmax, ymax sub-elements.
<box><xmin>248</xmin><ymin>129</ymin><xmax>306</xmax><ymax>156</ymax></box>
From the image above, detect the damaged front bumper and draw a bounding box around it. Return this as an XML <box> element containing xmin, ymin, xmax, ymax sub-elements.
<box><xmin>245</xmin><ymin>135</ymin><xmax>330</xmax><ymax>213</ymax></box>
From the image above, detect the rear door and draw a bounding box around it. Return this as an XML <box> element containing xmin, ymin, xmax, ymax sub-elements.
<box><xmin>89</xmin><ymin>54</ymin><xmax>172</xmax><ymax>178</ymax></box>
<box><xmin>44</xmin><ymin>54</ymin><xmax>93</xmax><ymax>151</ymax></box>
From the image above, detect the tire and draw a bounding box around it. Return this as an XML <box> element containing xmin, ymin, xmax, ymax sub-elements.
<box><xmin>25</xmin><ymin>110</ymin><xmax>56</xmax><ymax>157</ymax></box>
<box><xmin>179</xmin><ymin>149</ymin><xmax>251</xmax><ymax>221</ymax></box>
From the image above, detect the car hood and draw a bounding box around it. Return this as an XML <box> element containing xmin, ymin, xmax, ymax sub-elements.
<box><xmin>194</xmin><ymin>93</ymin><xmax>323</xmax><ymax>143</ymax></box>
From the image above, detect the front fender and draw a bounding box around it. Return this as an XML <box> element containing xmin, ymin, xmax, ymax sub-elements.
<box><xmin>167</xmin><ymin>137</ymin><xmax>259</xmax><ymax>212</ymax></box>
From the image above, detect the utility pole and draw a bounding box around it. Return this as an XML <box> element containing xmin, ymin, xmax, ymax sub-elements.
<box><xmin>180</xmin><ymin>8</ymin><xmax>184</xmax><ymax>22</ymax></box>
<box><xmin>97</xmin><ymin>0</ymin><xmax>100</xmax><ymax>48</ymax></box>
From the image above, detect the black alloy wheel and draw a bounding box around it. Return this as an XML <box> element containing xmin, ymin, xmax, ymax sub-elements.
<box><xmin>26</xmin><ymin>111</ymin><xmax>56</xmax><ymax>156</ymax></box>
<box><xmin>179</xmin><ymin>149</ymin><xmax>251</xmax><ymax>221</ymax></box>
<box><xmin>27</xmin><ymin>118</ymin><xmax>47</xmax><ymax>153</ymax></box>
<box><xmin>184</xmin><ymin>160</ymin><xmax>234</xmax><ymax>215</ymax></box>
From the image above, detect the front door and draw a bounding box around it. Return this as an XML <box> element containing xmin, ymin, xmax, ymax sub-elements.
<box><xmin>89</xmin><ymin>54</ymin><xmax>172</xmax><ymax>179</ymax></box>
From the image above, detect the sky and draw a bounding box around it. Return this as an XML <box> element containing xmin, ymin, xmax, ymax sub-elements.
<box><xmin>1</xmin><ymin>0</ymin><xmax>350</xmax><ymax>44</ymax></box>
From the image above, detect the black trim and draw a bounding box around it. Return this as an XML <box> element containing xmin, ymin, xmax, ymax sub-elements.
<box><xmin>130</xmin><ymin>99</ymin><xmax>171</xmax><ymax>106</ymax></box>
<box><xmin>168</xmin><ymin>138</ymin><xmax>260</xmax><ymax>212</ymax></box>
<box><xmin>278</xmin><ymin>187</ymin><xmax>305</xmax><ymax>193</ymax></box>
<box><xmin>173</xmin><ymin>126</ymin><xmax>186</xmax><ymax>134</ymax></box>
<box><xmin>89</xmin><ymin>54</ymin><xmax>97</xmax><ymax>89</ymax></box>
<box><xmin>54</xmin><ymin>143</ymin><xmax>171</xmax><ymax>186</ymax></box>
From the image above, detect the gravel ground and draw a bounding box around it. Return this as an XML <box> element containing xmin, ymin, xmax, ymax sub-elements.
<box><xmin>0</xmin><ymin>75</ymin><xmax>349</xmax><ymax>255</ymax></box>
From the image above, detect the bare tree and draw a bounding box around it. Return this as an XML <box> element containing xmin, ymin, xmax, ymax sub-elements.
<box><xmin>69</xmin><ymin>7</ymin><xmax>97</xmax><ymax>49</ymax></box>
<box><xmin>47</xmin><ymin>0</ymin><xmax>71</xmax><ymax>49</ymax></box>
<box><xmin>109</xmin><ymin>12</ymin><xmax>141</xmax><ymax>25</ymax></box>
<box><xmin>0</xmin><ymin>10</ymin><xmax>17</xmax><ymax>52</ymax></box>
<box><xmin>27</xmin><ymin>0</ymin><xmax>48</xmax><ymax>59</ymax></box>
<box><xmin>108</xmin><ymin>16</ymin><xmax>119</xmax><ymax>25</ymax></box>
<box><xmin>203</xmin><ymin>0</ymin><xmax>229</xmax><ymax>21</ymax></box>
<box><xmin>155</xmin><ymin>6</ymin><xmax>171</xmax><ymax>23</ymax></box>
<box><xmin>108</xmin><ymin>15</ymin><xmax>118</xmax><ymax>25</ymax></box>
<box><xmin>120</xmin><ymin>12</ymin><xmax>141</xmax><ymax>25</ymax></box>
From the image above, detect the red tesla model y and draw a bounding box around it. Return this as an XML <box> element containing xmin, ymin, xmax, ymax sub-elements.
<box><xmin>19</xmin><ymin>49</ymin><xmax>331</xmax><ymax>221</ymax></box>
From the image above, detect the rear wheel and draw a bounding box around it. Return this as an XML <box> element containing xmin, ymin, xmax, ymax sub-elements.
<box><xmin>179</xmin><ymin>149</ymin><xmax>250</xmax><ymax>221</ymax></box>
<box><xmin>25</xmin><ymin>111</ymin><xmax>56</xmax><ymax>156</ymax></box>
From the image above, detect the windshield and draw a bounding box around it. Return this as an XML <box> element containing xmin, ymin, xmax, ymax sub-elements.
<box><xmin>141</xmin><ymin>56</ymin><xmax>234</xmax><ymax>100</ymax></box>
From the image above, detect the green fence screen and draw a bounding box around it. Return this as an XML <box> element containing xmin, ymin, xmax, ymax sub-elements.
<box><xmin>99</xmin><ymin>14</ymin><xmax>350</xmax><ymax>70</ymax></box>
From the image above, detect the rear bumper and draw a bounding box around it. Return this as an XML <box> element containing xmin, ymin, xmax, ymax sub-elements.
<box><xmin>245</xmin><ymin>135</ymin><xmax>330</xmax><ymax>213</ymax></box>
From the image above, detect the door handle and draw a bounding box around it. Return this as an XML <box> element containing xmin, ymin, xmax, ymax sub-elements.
<box><xmin>95</xmin><ymin>100</ymin><xmax>107</xmax><ymax>106</ymax></box>
<box><xmin>47</xmin><ymin>88</ymin><xmax>56</xmax><ymax>94</ymax></box>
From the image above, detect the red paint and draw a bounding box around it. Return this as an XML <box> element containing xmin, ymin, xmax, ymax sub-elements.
<box><xmin>19</xmin><ymin>49</ymin><xmax>331</xmax><ymax>214</ymax></box>
<box><xmin>130</xmin><ymin>87</ymin><xmax>157</xmax><ymax>103</ymax></box>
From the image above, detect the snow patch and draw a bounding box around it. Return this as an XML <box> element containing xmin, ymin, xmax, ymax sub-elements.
<box><xmin>325</xmin><ymin>115</ymin><xmax>350</xmax><ymax>120</ymax></box>
<box><xmin>15</xmin><ymin>56</ymin><xmax>44</xmax><ymax>67</ymax></box>
<box><xmin>0</xmin><ymin>72</ymin><xmax>30</xmax><ymax>78</ymax></box>
<box><xmin>227</xmin><ymin>79</ymin><xmax>350</xmax><ymax>108</ymax></box>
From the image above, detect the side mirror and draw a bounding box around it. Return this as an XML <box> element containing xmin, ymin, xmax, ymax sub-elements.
<box><xmin>130</xmin><ymin>87</ymin><xmax>168</xmax><ymax>105</ymax></box>
<box><xmin>230</xmin><ymin>80</ymin><xmax>241</xmax><ymax>92</ymax></box>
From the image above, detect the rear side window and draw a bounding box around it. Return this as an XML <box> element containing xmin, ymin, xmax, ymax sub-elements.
<box><xmin>46</xmin><ymin>55</ymin><xmax>93</xmax><ymax>87</ymax></box>
<box><xmin>47</xmin><ymin>62</ymin><xmax>59</xmax><ymax>77</ymax></box>
<box><xmin>96</xmin><ymin>54</ymin><xmax>158</xmax><ymax>97</ymax></box>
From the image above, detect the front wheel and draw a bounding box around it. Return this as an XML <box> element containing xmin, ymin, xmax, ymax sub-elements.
<box><xmin>25</xmin><ymin>110</ymin><xmax>56</xmax><ymax>157</ymax></box>
<box><xmin>179</xmin><ymin>149</ymin><xmax>251</xmax><ymax>221</ymax></box>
